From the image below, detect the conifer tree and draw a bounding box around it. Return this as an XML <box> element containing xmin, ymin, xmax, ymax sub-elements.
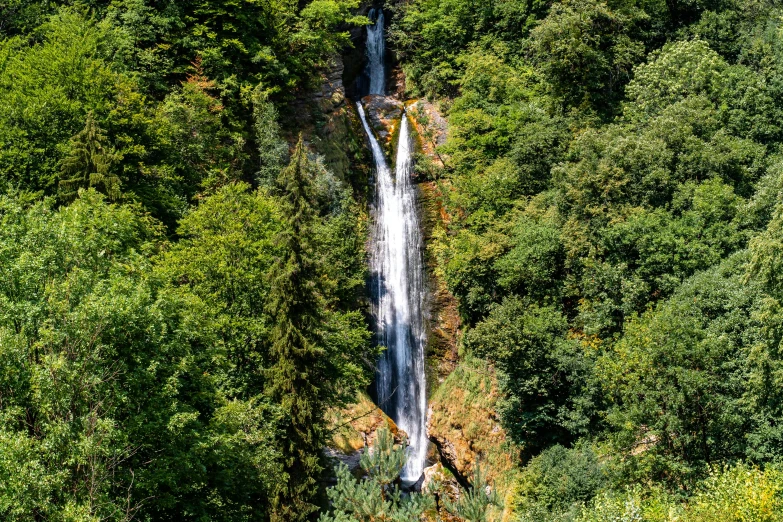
<box><xmin>253</xmin><ymin>87</ymin><xmax>288</xmax><ymax>188</ymax></box>
<box><xmin>59</xmin><ymin>112</ymin><xmax>121</xmax><ymax>201</ymax></box>
<box><xmin>319</xmin><ymin>428</ymin><xmax>499</xmax><ymax>521</ymax></box>
<box><xmin>319</xmin><ymin>428</ymin><xmax>434</xmax><ymax>521</ymax></box>
<box><xmin>267</xmin><ymin>137</ymin><xmax>326</xmax><ymax>521</ymax></box>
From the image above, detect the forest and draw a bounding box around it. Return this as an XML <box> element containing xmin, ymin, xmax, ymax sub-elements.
<box><xmin>2</xmin><ymin>0</ymin><xmax>783</xmax><ymax>521</ymax></box>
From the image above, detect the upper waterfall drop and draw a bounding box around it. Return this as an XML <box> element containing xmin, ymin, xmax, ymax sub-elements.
<box><xmin>366</xmin><ymin>8</ymin><xmax>385</xmax><ymax>95</ymax></box>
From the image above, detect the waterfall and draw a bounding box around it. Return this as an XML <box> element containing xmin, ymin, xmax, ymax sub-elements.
<box><xmin>366</xmin><ymin>8</ymin><xmax>385</xmax><ymax>95</ymax></box>
<box><xmin>357</xmin><ymin>7</ymin><xmax>428</xmax><ymax>484</ymax></box>
<box><xmin>357</xmin><ymin>104</ymin><xmax>429</xmax><ymax>484</ymax></box>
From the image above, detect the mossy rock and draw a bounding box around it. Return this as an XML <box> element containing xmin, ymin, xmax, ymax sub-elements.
<box><xmin>360</xmin><ymin>94</ymin><xmax>404</xmax><ymax>160</ymax></box>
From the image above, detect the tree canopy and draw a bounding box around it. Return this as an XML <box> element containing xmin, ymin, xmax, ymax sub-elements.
<box><xmin>393</xmin><ymin>0</ymin><xmax>783</xmax><ymax>518</ymax></box>
<box><xmin>6</xmin><ymin>0</ymin><xmax>783</xmax><ymax>519</ymax></box>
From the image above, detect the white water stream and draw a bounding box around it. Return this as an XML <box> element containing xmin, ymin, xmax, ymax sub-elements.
<box><xmin>366</xmin><ymin>8</ymin><xmax>385</xmax><ymax>95</ymax></box>
<box><xmin>357</xmin><ymin>8</ymin><xmax>429</xmax><ymax>483</ymax></box>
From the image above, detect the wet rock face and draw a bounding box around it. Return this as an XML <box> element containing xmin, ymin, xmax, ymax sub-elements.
<box><xmin>343</xmin><ymin>3</ymin><xmax>374</xmax><ymax>100</ymax></box>
<box><xmin>313</xmin><ymin>57</ymin><xmax>346</xmax><ymax>114</ymax></box>
<box><xmin>348</xmin><ymin>1</ymin><xmax>416</xmax><ymax>99</ymax></box>
<box><xmin>359</xmin><ymin>96</ymin><xmax>448</xmax><ymax>165</ymax></box>
<box><xmin>361</xmin><ymin>94</ymin><xmax>404</xmax><ymax>158</ymax></box>
<box><xmin>298</xmin><ymin>55</ymin><xmax>371</xmax><ymax>189</ymax></box>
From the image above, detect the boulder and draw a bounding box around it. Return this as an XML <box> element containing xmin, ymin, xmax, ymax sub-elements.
<box><xmin>361</xmin><ymin>95</ymin><xmax>404</xmax><ymax>158</ymax></box>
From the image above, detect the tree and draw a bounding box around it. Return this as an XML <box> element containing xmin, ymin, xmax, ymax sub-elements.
<box><xmin>253</xmin><ymin>87</ymin><xmax>288</xmax><ymax>188</ymax></box>
<box><xmin>266</xmin><ymin>138</ymin><xmax>331</xmax><ymax>521</ymax></box>
<box><xmin>0</xmin><ymin>9</ymin><xmax>122</xmax><ymax>194</ymax></box>
<box><xmin>599</xmin><ymin>254</ymin><xmax>768</xmax><ymax>485</ymax></box>
<box><xmin>389</xmin><ymin>0</ymin><xmax>542</xmax><ymax>98</ymax></box>
<box><xmin>528</xmin><ymin>0</ymin><xmax>645</xmax><ymax>115</ymax></box>
<box><xmin>515</xmin><ymin>444</ymin><xmax>607</xmax><ymax>521</ymax></box>
<box><xmin>319</xmin><ymin>428</ymin><xmax>501</xmax><ymax>522</ymax></box>
<box><xmin>59</xmin><ymin>111</ymin><xmax>121</xmax><ymax>201</ymax></box>
<box><xmin>319</xmin><ymin>428</ymin><xmax>434</xmax><ymax>522</ymax></box>
<box><xmin>265</xmin><ymin>138</ymin><xmax>375</xmax><ymax>519</ymax></box>
<box><xmin>464</xmin><ymin>298</ymin><xmax>597</xmax><ymax>451</ymax></box>
<box><xmin>622</xmin><ymin>39</ymin><xmax>727</xmax><ymax>123</ymax></box>
<box><xmin>0</xmin><ymin>190</ymin><xmax>284</xmax><ymax>521</ymax></box>
<box><xmin>157</xmin><ymin>182</ymin><xmax>283</xmax><ymax>400</ymax></box>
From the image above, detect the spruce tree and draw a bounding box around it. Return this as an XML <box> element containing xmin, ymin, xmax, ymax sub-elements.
<box><xmin>253</xmin><ymin>87</ymin><xmax>288</xmax><ymax>188</ymax></box>
<box><xmin>59</xmin><ymin>112</ymin><xmax>121</xmax><ymax>201</ymax></box>
<box><xmin>267</xmin><ymin>137</ymin><xmax>326</xmax><ymax>521</ymax></box>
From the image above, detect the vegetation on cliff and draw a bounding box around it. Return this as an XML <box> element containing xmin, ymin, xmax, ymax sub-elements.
<box><xmin>392</xmin><ymin>0</ymin><xmax>783</xmax><ymax>519</ymax></box>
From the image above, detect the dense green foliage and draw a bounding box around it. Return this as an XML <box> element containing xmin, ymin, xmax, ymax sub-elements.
<box><xmin>576</xmin><ymin>464</ymin><xmax>783</xmax><ymax>521</ymax></box>
<box><xmin>8</xmin><ymin>0</ymin><xmax>783</xmax><ymax>519</ymax></box>
<box><xmin>0</xmin><ymin>191</ymin><xmax>285</xmax><ymax>520</ymax></box>
<box><xmin>0</xmin><ymin>1</ymin><xmax>365</xmax><ymax>228</ymax></box>
<box><xmin>393</xmin><ymin>0</ymin><xmax>783</xmax><ymax>518</ymax></box>
<box><xmin>319</xmin><ymin>428</ymin><xmax>498</xmax><ymax>522</ymax></box>
<box><xmin>0</xmin><ymin>1</ymin><xmax>375</xmax><ymax>520</ymax></box>
<box><xmin>0</xmin><ymin>180</ymin><xmax>373</xmax><ymax>520</ymax></box>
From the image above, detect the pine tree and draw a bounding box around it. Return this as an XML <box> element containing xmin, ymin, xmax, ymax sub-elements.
<box><xmin>319</xmin><ymin>427</ymin><xmax>500</xmax><ymax>521</ymax></box>
<box><xmin>267</xmin><ymin>137</ymin><xmax>326</xmax><ymax>521</ymax></box>
<box><xmin>318</xmin><ymin>428</ymin><xmax>434</xmax><ymax>522</ymax></box>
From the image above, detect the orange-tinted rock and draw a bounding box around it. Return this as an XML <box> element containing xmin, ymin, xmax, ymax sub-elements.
<box><xmin>325</xmin><ymin>392</ymin><xmax>406</xmax><ymax>474</ymax></box>
<box><xmin>407</xmin><ymin>99</ymin><xmax>448</xmax><ymax>164</ymax></box>
<box><xmin>427</xmin><ymin>360</ymin><xmax>520</xmax><ymax>521</ymax></box>
<box><xmin>361</xmin><ymin>95</ymin><xmax>404</xmax><ymax>157</ymax></box>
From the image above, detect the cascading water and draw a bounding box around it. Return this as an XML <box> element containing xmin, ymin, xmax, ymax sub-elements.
<box><xmin>365</xmin><ymin>8</ymin><xmax>385</xmax><ymax>95</ymax></box>
<box><xmin>358</xmin><ymin>105</ymin><xmax>429</xmax><ymax>484</ymax></box>
<box><xmin>357</xmin><ymin>8</ymin><xmax>429</xmax><ymax>485</ymax></box>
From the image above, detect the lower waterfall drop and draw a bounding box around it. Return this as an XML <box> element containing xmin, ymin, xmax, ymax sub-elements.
<box><xmin>357</xmin><ymin>103</ymin><xmax>428</xmax><ymax>484</ymax></box>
